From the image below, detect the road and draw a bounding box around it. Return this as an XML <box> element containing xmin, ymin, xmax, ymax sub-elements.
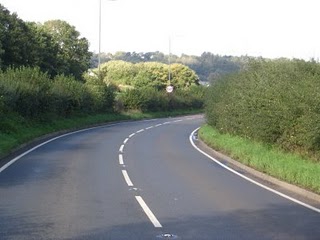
<box><xmin>0</xmin><ymin>116</ymin><xmax>319</xmax><ymax>239</ymax></box>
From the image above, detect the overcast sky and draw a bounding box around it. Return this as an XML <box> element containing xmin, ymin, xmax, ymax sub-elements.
<box><xmin>1</xmin><ymin>0</ymin><xmax>320</xmax><ymax>60</ymax></box>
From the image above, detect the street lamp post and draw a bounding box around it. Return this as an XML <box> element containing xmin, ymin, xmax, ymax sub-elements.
<box><xmin>166</xmin><ymin>36</ymin><xmax>174</xmax><ymax>93</ymax></box>
<box><xmin>98</xmin><ymin>0</ymin><xmax>117</xmax><ymax>79</ymax></box>
<box><xmin>98</xmin><ymin>0</ymin><xmax>102</xmax><ymax>78</ymax></box>
<box><xmin>168</xmin><ymin>36</ymin><xmax>171</xmax><ymax>85</ymax></box>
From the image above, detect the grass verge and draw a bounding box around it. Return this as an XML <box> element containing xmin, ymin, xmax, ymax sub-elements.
<box><xmin>199</xmin><ymin>124</ymin><xmax>320</xmax><ymax>195</ymax></box>
<box><xmin>0</xmin><ymin>109</ymin><xmax>202</xmax><ymax>159</ymax></box>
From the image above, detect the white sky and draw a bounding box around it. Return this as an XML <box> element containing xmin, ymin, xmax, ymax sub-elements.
<box><xmin>1</xmin><ymin>0</ymin><xmax>320</xmax><ymax>60</ymax></box>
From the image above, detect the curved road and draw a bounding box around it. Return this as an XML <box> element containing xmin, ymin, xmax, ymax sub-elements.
<box><xmin>0</xmin><ymin>116</ymin><xmax>319</xmax><ymax>239</ymax></box>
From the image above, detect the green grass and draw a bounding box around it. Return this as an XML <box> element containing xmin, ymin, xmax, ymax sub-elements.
<box><xmin>199</xmin><ymin>124</ymin><xmax>320</xmax><ymax>194</ymax></box>
<box><xmin>0</xmin><ymin>109</ymin><xmax>202</xmax><ymax>159</ymax></box>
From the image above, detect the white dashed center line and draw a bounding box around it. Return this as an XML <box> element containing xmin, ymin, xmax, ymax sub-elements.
<box><xmin>119</xmin><ymin>144</ymin><xmax>124</xmax><ymax>153</ymax></box>
<box><xmin>122</xmin><ymin>170</ymin><xmax>134</xmax><ymax>187</ymax></box>
<box><xmin>119</xmin><ymin>154</ymin><xmax>124</xmax><ymax>165</ymax></box>
<box><xmin>118</xmin><ymin>118</ymin><xmax>187</xmax><ymax>229</ymax></box>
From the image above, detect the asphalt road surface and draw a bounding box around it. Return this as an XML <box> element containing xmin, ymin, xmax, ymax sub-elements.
<box><xmin>0</xmin><ymin>116</ymin><xmax>319</xmax><ymax>240</ymax></box>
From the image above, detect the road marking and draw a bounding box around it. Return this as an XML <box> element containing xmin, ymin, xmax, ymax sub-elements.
<box><xmin>189</xmin><ymin>128</ymin><xmax>320</xmax><ymax>214</ymax></box>
<box><xmin>122</xmin><ymin>170</ymin><xmax>134</xmax><ymax>187</ymax></box>
<box><xmin>155</xmin><ymin>124</ymin><xmax>162</xmax><ymax>127</ymax></box>
<box><xmin>136</xmin><ymin>129</ymin><xmax>144</xmax><ymax>133</ymax></box>
<box><xmin>162</xmin><ymin>121</ymin><xmax>171</xmax><ymax>125</ymax></box>
<box><xmin>135</xmin><ymin>196</ymin><xmax>162</xmax><ymax>228</ymax></box>
<box><xmin>129</xmin><ymin>133</ymin><xmax>135</xmax><ymax>138</ymax></box>
<box><xmin>123</xmin><ymin>138</ymin><xmax>129</xmax><ymax>144</ymax></box>
<box><xmin>146</xmin><ymin>126</ymin><xmax>154</xmax><ymax>130</ymax></box>
<box><xmin>173</xmin><ymin>119</ymin><xmax>182</xmax><ymax>123</ymax></box>
<box><xmin>119</xmin><ymin>145</ymin><xmax>124</xmax><ymax>153</ymax></box>
<box><xmin>119</xmin><ymin>154</ymin><xmax>124</xmax><ymax>165</ymax></box>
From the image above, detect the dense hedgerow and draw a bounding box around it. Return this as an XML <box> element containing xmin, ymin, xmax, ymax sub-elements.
<box><xmin>117</xmin><ymin>85</ymin><xmax>206</xmax><ymax>112</ymax></box>
<box><xmin>0</xmin><ymin>67</ymin><xmax>204</xmax><ymax>130</ymax></box>
<box><xmin>0</xmin><ymin>67</ymin><xmax>52</xmax><ymax>118</ymax></box>
<box><xmin>0</xmin><ymin>67</ymin><xmax>116</xmax><ymax>122</ymax></box>
<box><xmin>205</xmin><ymin>58</ymin><xmax>320</xmax><ymax>159</ymax></box>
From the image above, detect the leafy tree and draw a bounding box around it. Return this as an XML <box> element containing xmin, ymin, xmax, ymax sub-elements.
<box><xmin>26</xmin><ymin>22</ymin><xmax>59</xmax><ymax>76</ymax></box>
<box><xmin>170</xmin><ymin>63</ymin><xmax>199</xmax><ymax>88</ymax></box>
<box><xmin>42</xmin><ymin>20</ymin><xmax>91</xmax><ymax>79</ymax></box>
<box><xmin>0</xmin><ymin>4</ymin><xmax>33</xmax><ymax>69</ymax></box>
<box><xmin>100</xmin><ymin>60</ymin><xmax>136</xmax><ymax>85</ymax></box>
<box><xmin>133</xmin><ymin>62</ymin><xmax>168</xmax><ymax>89</ymax></box>
<box><xmin>91</xmin><ymin>50</ymin><xmax>244</xmax><ymax>82</ymax></box>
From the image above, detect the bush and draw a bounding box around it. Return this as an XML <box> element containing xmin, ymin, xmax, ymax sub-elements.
<box><xmin>118</xmin><ymin>87</ymin><xmax>168</xmax><ymax>112</ymax></box>
<box><xmin>0</xmin><ymin>67</ymin><xmax>52</xmax><ymax>118</ymax></box>
<box><xmin>205</xmin><ymin>58</ymin><xmax>320</xmax><ymax>158</ymax></box>
<box><xmin>50</xmin><ymin>75</ymin><xmax>93</xmax><ymax>116</ymax></box>
<box><xmin>85</xmin><ymin>77</ymin><xmax>115</xmax><ymax>112</ymax></box>
<box><xmin>118</xmin><ymin>85</ymin><xmax>205</xmax><ymax>112</ymax></box>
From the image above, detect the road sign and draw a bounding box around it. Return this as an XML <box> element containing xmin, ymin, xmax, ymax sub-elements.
<box><xmin>166</xmin><ymin>85</ymin><xmax>174</xmax><ymax>93</ymax></box>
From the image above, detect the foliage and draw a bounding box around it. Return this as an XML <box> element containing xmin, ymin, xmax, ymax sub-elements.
<box><xmin>91</xmin><ymin>51</ymin><xmax>244</xmax><ymax>82</ymax></box>
<box><xmin>98</xmin><ymin>60</ymin><xmax>199</xmax><ymax>90</ymax></box>
<box><xmin>0</xmin><ymin>5</ymin><xmax>34</xmax><ymax>69</ymax></box>
<box><xmin>199</xmin><ymin>124</ymin><xmax>320</xmax><ymax>194</ymax></box>
<box><xmin>0</xmin><ymin>67</ymin><xmax>115</xmax><ymax>125</ymax></box>
<box><xmin>100</xmin><ymin>60</ymin><xmax>136</xmax><ymax>85</ymax></box>
<box><xmin>117</xmin><ymin>85</ymin><xmax>206</xmax><ymax>112</ymax></box>
<box><xmin>84</xmin><ymin>76</ymin><xmax>115</xmax><ymax>112</ymax></box>
<box><xmin>25</xmin><ymin>22</ymin><xmax>59</xmax><ymax>77</ymax></box>
<box><xmin>0</xmin><ymin>4</ymin><xmax>91</xmax><ymax>79</ymax></box>
<box><xmin>205</xmin><ymin>58</ymin><xmax>320</xmax><ymax>159</ymax></box>
<box><xmin>0</xmin><ymin>67</ymin><xmax>52</xmax><ymax>118</ymax></box>
<box><xmin>133</xmin><ymin>62</ymin><xmax>168</xmax><ymax>89</ymax></box>
<box><xmin>42</xmin><ymin>20</ymin><xmax>91</xmax><ymax>80</ymax></box>
<box><xmin>117</xmin><ymin>87</ymin><xmax>169</xmax><ymax>112</ymax></box>
<box><xmin>170</xmin><ymin>63</ymin><xmax>199</xmax><ymax>88</ymax></box>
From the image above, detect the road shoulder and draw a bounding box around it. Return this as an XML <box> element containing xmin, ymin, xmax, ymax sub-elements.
<box><xmin>194</xmin><ymin>131</ymin><xmax>320</xmax><ymax>207</ymax></box>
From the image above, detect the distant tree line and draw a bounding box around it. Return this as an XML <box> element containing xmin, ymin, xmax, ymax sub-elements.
<box><xmin>97</xmin><ymin>60</ymin><xmax>199</xmax><ymax>90</ymax></box>
<box><xmin>0</xmin><ymin>4</ymin><xmax>91</xmax><ymax>79</ymax></box>
<box><xmin>91</xmin><ymin>51</ymin><xmax>248</xmax><ymax>82</ymax></box>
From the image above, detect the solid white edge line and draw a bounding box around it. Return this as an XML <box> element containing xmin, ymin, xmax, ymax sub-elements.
<box><xmin>135</xmin><ymin>196</ymin><xmax>162</xmax><ymax>228</ymax></box>
<box><xmin>119</xmin><ymin>145</ymin><xmax>124</xmax><ymax>153</ymax></box>
<box><xmin>123</xmin><ymin>138</ymin><xmax>129</xmax><ymax>144</ymax></box>
<box><xmin>0</xmin><ymin>124</ymin><xmax>119</xmax><ymax>174</ymax></box>
<box><xmin>119</xmin><ymin>154</ymin><xmax>124</xmax><ymax>165</ymax></box>
<box><xmin>189</xmin><ymin>128</ymin><xmax>320</xmax><ymax>214</ymax></box>
<box><xmin>122</xmin><ymin>170</ymin><xmax>134</xmax><ymax>187</ymax></box>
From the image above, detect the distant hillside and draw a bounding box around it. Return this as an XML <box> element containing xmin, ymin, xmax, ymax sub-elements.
<box><xmin>91</xmin><ymin>51</ymin><xmax>248</xmax><ymax>82</ymax></box>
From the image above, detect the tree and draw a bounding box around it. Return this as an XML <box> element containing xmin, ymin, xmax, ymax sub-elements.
<box><xmin>42</xmin><ymin>20</ymin><xmax>91</xmax><ymax>79</ymax></box>
<box><xmin>100</xmin><ymin>60</ymin><xmax>136</xmax><ymax>85</ymax></box>
<box><xmin>26</xmin><ymin>22</ymin><xmax>59</xmax><ymax>76</ymax></box>
<box><xmin>170</xmin><ymin>63</ymin><xmax>199</xmax><ymax>88</ymax></box>
<box><xmin>133</xmin><ymin>62</ymin><xmax>168</xmax><ymax>89</ymax></box>
<box><xmin>0</xmin><ymin>4</ymin><xmax>33</xmax><ymax>69</ymax></box>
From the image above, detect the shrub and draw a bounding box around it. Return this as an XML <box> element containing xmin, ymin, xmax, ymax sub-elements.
<box><xmin>205</xmin><ymin>58</ymin><xmax>320</xmax><ymax>158</ymax></box>
<box><xmin>118</xmin><ymin>87</ymin><xmax>168</xmax><ymax>112</ymax></box>
<box><xmin>85</xmin><ymin>77</ymin><xmax>115</xmax><ymax>112</ymax></box>
<box><xmin>118</xmin><ymin>85</ymin><xmax>205</xmax><ymax>112</ymax></box>
<box><xmin>50</xmin><ymin>75</ymin><xmax>93</xmax><ymax>116</ymax></box>
<box><xmin>0</xmin><ymin>67</ymin><xmax>52</xmax><ymax>118</ymax></box>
